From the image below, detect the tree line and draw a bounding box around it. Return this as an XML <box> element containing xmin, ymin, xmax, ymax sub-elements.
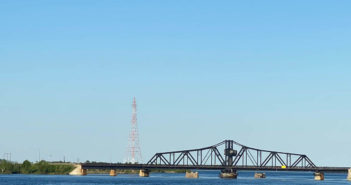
<box><xmin>0</xmin><ymin>159</ymin><xmax>74</xmax><ymax>174</ymax></box>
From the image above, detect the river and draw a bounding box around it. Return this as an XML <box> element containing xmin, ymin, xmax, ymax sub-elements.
<box><xmin>0</xmin><ymin>171</ymin><xmax>349</xmax><ymax>185</ymax></box>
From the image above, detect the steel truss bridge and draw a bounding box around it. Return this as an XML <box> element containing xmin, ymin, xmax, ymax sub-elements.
<box><xmin>82</xmin><ymin>140</ymin><xmax>348</xmax><ymax>172</ymax></box>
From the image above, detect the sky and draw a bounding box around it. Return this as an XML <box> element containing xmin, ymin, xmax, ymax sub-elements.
<box><xmin>0</xmin><ymin>0</ymin><xmax>351</xmax><ymax>166</ymax></box>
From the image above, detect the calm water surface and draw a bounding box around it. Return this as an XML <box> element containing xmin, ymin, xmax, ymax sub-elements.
<box><xmin>0</xmin><ymin>171</ymin><xmax>350</xmax><ymax>185</ymax></box>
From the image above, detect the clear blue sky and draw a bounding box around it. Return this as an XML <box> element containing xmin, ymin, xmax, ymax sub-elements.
<box><xmin>1</xmin><ymin>0</ymin><xmax>350</xmax><ymax>166</ymax></box>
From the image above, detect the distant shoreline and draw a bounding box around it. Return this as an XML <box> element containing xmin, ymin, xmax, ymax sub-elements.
<box><xmin>0</xmin><ymin>160</ymin><xmax>74</xmax><ymax>175</ymax></box>
<box><xmin>0</xmin><ymin>160</ymin><xmax>187</xmax><ymax>175</ymax></box>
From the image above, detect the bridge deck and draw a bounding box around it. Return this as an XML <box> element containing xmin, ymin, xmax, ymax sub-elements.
<box><xmin>81</xmin><ymin>163</ymin><xmax>349</xmax><ymax>173</ymax></box>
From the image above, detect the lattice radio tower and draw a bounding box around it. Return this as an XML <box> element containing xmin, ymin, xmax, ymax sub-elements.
<box><xmin>126</xmin><ymin>97</ymin><xmax>142</xmax><ymax>163</ymax></box>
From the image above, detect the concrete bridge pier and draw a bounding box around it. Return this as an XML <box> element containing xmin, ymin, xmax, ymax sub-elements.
<box><xmin>314</xmin><ymin>172</ymin><xmax>324</xmax><ymax>181</ymax></box>
<box><xmin>139</xmin><ymin>169</ymin><xmax>150</xmax><ymax>177</ymax></box>
<box><xmin>347</xmin><ymin>169</ymin><xmax>351</xmax><ymax>181</ymax></box>
<box><xmin>185</xmin><ymin>171</ymin><xmax>199</xmax><ymax>178</ymax></box>
<box><xmin>69</xmin><ymin>165</ymin><xmax>87</xmax><ymax>176</ymax></box>
<box><xmin>109</xmin><ymin>169</ymin><xmax>117</xmax><ymax>176</ymax></box>
<box><xmin>254</xmin><ymin>172</ymin><xmax>266</xmax><ymax>178</ymax></box>
<box><xmin>220</xmin><ymin>169</ymin><xmax>237</xmax><ymax>179</ymax></box>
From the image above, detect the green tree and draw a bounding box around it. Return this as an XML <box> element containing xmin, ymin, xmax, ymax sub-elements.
<box><xmin>21</xmin><ymin>160</ymin><xmax>32</xmax><ymax>174</ymax></box>
<box><xmin>36</xmin><ymin>160</ymin><xmax>49</xmax><ymax>174</ymax></box>
<box><xmin>0</xmin><ymin>160</ymin><xmax>14</xmax><ymax>174</ymax></box>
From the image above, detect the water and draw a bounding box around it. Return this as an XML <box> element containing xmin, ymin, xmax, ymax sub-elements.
<box><xmin>0</xmin><ymin>171</ymin><xmax>349</xmax><ymax>185</ymax></box>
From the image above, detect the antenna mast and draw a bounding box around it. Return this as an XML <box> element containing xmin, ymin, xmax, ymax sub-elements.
<box><xmin>126</xmin><ymin>97</ymin><xmax>142</xmax><ymax>163</ymax></box>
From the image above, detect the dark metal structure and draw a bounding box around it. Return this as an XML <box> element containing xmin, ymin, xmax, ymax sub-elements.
<box><xmin>146</xmin><ymin>140</ymin><xmax>316</xmax><ymax>169</ymax></box>
<box><xmin>82</xmin><ymin>163</ymin><xmax>348</xmax><ymax>172</ymax></box>
<box><xmin>81</xmin><ymin>140</ymin><xmax>349</xmax><ymax>173</ymax></box>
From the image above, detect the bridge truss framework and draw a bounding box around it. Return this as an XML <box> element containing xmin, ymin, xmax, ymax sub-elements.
<box><xmin>147</xmin><ymin>140</ymin><xmax>316</xmax><ymax>169</ymax></box>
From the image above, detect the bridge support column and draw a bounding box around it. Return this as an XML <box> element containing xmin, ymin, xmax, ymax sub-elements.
<box><xmin>220</xmin><ymin>169</ymin><xmax>237</xmax><ymax>179</ymax></box>
<box><xmin>82</xmin><ymin>169</ymin><xmax>87</xmax><ymax>176</ymax></box>
<box><xmin>185</xmin><ymin>171</ymin><xmax>199</xmax><ymax>178</ymax></box>
<box><xmin>314</xmin><ymin>172</ymin><xmax>324</xmax><ymax>181</ymax></box>
<box><xmin>139</xmin><ymin>169</ymin><xmax>150</xmax><ymax>177</ymax></box>
<box><xmin>109</xmin><ymin>169</ymin><xmax>117</xmax><ymax>176</ymax></box>
<box><xmin>347</xmin><ymin>169</ymin><xmax>351</xmax><ymax>181</ymax></box>
<box><xmin>69</xmin><ymin>165</ymin><xmax>87</xmax><ymax>176</ymax></box>
<box><xmin>254</xmin><ymin>172</ymin><xmax>266</xmax><ymax>178</ymax></box>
